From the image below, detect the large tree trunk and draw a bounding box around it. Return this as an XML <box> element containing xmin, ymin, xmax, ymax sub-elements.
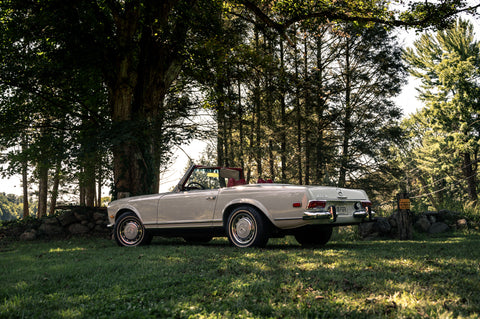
<box><xmin>107</xmin><ymin>2</ymin><xmax>190</xmax><ymax>199</ymax></box>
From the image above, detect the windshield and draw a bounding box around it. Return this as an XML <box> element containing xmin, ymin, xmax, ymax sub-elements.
<box><xmin>183</xmin><ymin>167</ymin><xmax>242</xmax><ymax>190</ymax></box>
<box><xmin>187</xmin><ymin>168</ymin><xmax>225</xmax><ymax>190</ymax></box>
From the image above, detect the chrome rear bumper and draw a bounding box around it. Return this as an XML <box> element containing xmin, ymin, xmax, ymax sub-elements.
<box><xmin>303</xmin><ymin>206</ymin><xmax>375</xmax><ymax>221</ymax></box>
<box><xmin>303</xmin><ymin>211</ymin><xmax>332</xmax><ymax>220</ymax></box>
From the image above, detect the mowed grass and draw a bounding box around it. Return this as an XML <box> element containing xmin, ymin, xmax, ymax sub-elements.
<box><xmin>1</xmin><ymin>232</ymin><xmax>479</xmax><ymax>318</ymax></box>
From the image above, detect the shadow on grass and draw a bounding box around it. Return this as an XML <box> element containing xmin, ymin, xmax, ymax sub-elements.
<box><xmin>1</xmin><ymin>233</ymin><xmax>479</xmax><ymax>318</ymax></box>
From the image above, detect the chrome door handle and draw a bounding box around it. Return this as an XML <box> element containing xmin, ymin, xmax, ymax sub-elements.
<box><xmin>206</xmin><ymin>196</ymin><xmax>216</xmax><ymax>200</ymax></box>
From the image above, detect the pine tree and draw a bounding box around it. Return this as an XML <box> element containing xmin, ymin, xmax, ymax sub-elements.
<box><xmin>403</xmin><ymin>19</ymin><xmax>480</xmax><ymax>203</ymax></box>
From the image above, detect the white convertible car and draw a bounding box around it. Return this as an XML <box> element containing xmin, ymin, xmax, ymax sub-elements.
<box><xmin>108</xmin><ymin>165</ymin><xmax>375</xmax><ymax>248</ymax></box>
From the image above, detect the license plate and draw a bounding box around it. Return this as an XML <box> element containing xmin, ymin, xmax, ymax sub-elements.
<box><xmin>336</xmin><ymin>206</ymin><xmax>347</xmax><ymax>214</ymax></box>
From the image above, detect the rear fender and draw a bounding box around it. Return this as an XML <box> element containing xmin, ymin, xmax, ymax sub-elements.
<box><xmin>222</xmin><ymin>198</ymin><xmax>274</xmax><ymax>225</ymax></box>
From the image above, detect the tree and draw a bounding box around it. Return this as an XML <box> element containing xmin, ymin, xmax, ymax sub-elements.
<box><xmin>0</xmin><ymin>0</ymin><xmax>112</xmax><ymax>214</ymax></box>
<box><xmin>0</xmin><ymin>193</ymin><xmax>22</xmax><ymax>220</ymax></box>
<box><xmin>403</xmin><ymin>19</ymin><xmax>480</xmax><ymax>203</ymax></box>
<box><xmin>1</xmin><ymin>0</ymin><xmax>478</xmax><ymax>203</ymax></box>
<box><xmin>236</xmin><ymin>0</ymin><xmax>480</xmax><ymax>35</ymax></box>
<box><xmin>332</xmin><ymin>24</ymin><xmax>406</xmax><ymax>188</ymax></box>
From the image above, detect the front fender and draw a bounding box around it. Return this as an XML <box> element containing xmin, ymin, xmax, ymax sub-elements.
<box><xmin>108</xmin><ymin>203</ymin><xmax>144</xmax><ymax>227</ymax></box>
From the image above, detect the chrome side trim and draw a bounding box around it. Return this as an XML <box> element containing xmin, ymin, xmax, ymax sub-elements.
<box><xmin>156</xmin><ymin>220</ymin><xmax>214</xmax><ymax>225</ymax></box>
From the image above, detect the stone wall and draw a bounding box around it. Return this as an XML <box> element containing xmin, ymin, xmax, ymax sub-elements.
<box><xmin>16</xmin><ymin>207</ymin><xmax>111</xmax><ymax>241</ymax></box>
<box><xmin>358</xmin><ymin>210</ymin><xmax>471</xmax><ymax>239</ymax></box>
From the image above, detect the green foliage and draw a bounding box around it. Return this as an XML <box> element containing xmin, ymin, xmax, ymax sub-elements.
<box><xmin>237</xmin><ymin>0</ymin><xmax>479</xmax><ymax>33</ymax></box>
<box><xmin>397</xmin><ymin>19</ymin><xmax>480</xmax><ymax>209</ymax></box>
<box><xmin>0</xmin><ymin>193</ymin><xmax>21</xmax><ymax>220</ymax></box>
<box><xmin>0</xmin><ymin>192</ymin><xmax>36</xmax><ymax>220</ymax></box>
<box><xmin>1</xmin><ymin>235</ymin><xmax>480</xmax><ymax>317</ymax></box>
<box><xmin>191</xmin><ymin>18</ymin><xmax>407</xmax><ymax>204</ymax></box>
<box><xmin>0</xmin><ymin>0</ymin><xmax>112</xmax><ymax>208</ymax></box>
<box><xmin>1</xmin><ymin>0</ymin><xmax>478</xmax><ymax>203</ymax></box>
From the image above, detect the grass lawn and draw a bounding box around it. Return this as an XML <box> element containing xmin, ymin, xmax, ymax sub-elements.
<box><xmin>1</xmin><ymin>232</ymin><xmax>479</xmax><ymax>318</ymax></box>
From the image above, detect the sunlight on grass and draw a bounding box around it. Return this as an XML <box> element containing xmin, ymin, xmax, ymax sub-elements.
<box><xmin>1</xmin><ymin>235</ymin><xmax>480</xmax><ymax>318</ymax></box>
<box><xmin>297</xmin><ymin>262</ymin><xmax>319</xmax><ymax>271</ymax></box>
<box><xmin>48</xmin><ymin>247</ymin><xmax>87</xmax><ymax>253</ymax></box>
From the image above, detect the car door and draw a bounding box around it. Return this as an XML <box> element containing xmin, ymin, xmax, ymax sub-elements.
<box><xmin>157</xmin><ymin>189</ymin><xmax>219</xmax><ymax>228</ymax></box>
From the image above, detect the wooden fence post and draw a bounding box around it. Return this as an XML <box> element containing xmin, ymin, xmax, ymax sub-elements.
<box><xmin>396</xmin><ymin>193</ymin><xmax>413</xmax><ymax>240</ymax></box>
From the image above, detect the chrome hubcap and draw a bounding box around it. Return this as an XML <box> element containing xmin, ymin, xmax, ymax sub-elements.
<box><xmin>236</xmin><ymin>217</ymin><xmax>253</xmax><ymax>239</ymax></box>
<box><xmin>118</xmin><ymin>217</ymin><xmax>144</xmax><ymax>245</ymax></box>
<box><xmin>231</xmin><ymin>212</ymin><xmax>256</xmax><ymax>245</ymax></box>
<box><xmin>124</xmin><ymin>221</ymin><xmax>139</xmax><ymax>240</ymax></box>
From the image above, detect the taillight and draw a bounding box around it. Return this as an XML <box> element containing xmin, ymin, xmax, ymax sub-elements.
<box><xmin>361</xmin><ymin>201</ymin><xmax>372</xmax><ymax>208</ymax></box>
<box><xmin>307</xmin><ymin>200</ymin><xmax>327</xmax><ymax>209</ymax></box>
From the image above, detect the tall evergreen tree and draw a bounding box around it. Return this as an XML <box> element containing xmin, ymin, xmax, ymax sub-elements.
<box><xmin>332</xmin><ymin>24</ymin><xmax>406</xmax><ymax>188</ymax></box>
<box><xmin>403</xmin><ymin>18</ymin><xmax>480</xmax><ymax>203</ymax></box>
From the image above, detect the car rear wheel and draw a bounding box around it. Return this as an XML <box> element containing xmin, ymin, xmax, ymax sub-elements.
<box><xmin>295</xmin><ymin>225</ymin><xmax>333</xmax><ymax>247</ymax></box>
<box><xmin>114</xmin><ymin>212</ymin><xmax>152</xmax><ymax>247</ymax></box>
<box><xmin>227</xmin><ymin>206</ymin><xmax>269</xmax><ymax>248</ymax></box>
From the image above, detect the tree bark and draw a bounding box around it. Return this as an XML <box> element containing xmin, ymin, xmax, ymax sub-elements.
<box><xmin>314</xmin><ymin>35</ymin><xmax>327</xmax><ymax>185</ymax></box>
<box><xmin>396</xmin><ymin>193</ymin><xmax>413</xmax><ymax>240</ymax></box>
<box><xmin>216</xmin><ymin>79</ymin><xmax>226</xmax><ymax>167</ymax></box>
<box><xmin>21</xmin><ymin>135</ymin><xmax>29</xmax><ymax>219</ymax></box>
<box><xmin>303</xmin><ymin>34</ymin><xmax>311</xmax><ymax>185</ymax></box>
<box><xmin>238</xmin><ymin>79</ymin><xmax>245</xmax><ymax>170</ymax></box>
<box><xmin>462</xmin><ymin>152</ymin><xmax>478</xmax><ymax>202</ymax></box>
<box><xmin>97</xmin><ymin>165</ymin><xmax>103</xmax><ymax>207</ymax></box>
<box><xmin>48</xmin><ymin>161</ymin><xmax>61</xmax><ymax>216</ymax></box>
<box><xmin>279</xmin><ymin>39</ymin><xmax>287</xmax><ymax>183</ymax></box>
<box><xmin>107</xmin><ymin>1</ymin><xmax>190</xmax><ymax>198</ymax></box>
<box><xmin>37</xmin><ymin>162</ymin><xmax>48</xmax><ymax>219</ymax></box>
<box><xmin>254</xmin><ymin>27</ymin><xmax>263</xmax><ymax>178</ymax></box>
<box><xmin>79</xmin><ymin>183</ymin><xmax>85</xmax><ymax>206</ymax></box>
<box><xmin>294</xmin><ymin>32</ymin><xmax>303</xmax><ymax>185</ymax></box>
<box><xmin>339</xmin><ymin>37</ymin><xmax>352</xmax><ymax>188</ymax></box>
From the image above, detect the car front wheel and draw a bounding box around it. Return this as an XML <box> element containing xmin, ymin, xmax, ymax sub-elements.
<box><xmin>227</xmin><ymin>206</ymin><xmax>269</xmax><ymax>248</ymax></box>
<box><xmin>114</xmin><ymin>212</ymin><xmax>152</xmax><ymax>247</ymax></box>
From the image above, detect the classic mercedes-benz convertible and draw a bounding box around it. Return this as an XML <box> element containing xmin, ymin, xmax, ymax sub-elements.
<box><xmin>108</xmin><ymin>165</ymin><xmax>375</xmax><ymax>248</ymax></box>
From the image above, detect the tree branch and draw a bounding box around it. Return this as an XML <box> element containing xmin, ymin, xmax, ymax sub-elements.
<box><xmin>235</xmin><ymin>0</ymin><xmax>480</xmax><ymax>45</ymax></box>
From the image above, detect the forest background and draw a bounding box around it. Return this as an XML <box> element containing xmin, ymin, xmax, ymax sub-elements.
<box><xmin>1</xmin><ymin>0</ymin><xmax>480</xmax><ymax>221</ymax></box>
